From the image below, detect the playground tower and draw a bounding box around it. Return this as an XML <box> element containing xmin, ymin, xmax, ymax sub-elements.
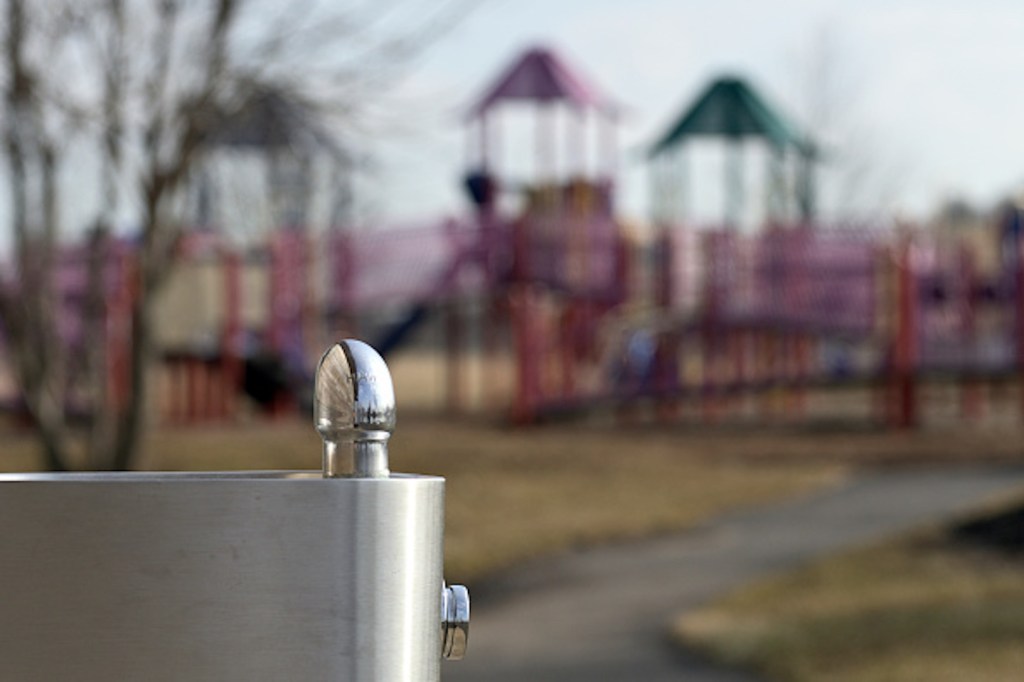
<box><xmin>649</xmin><ymin>75</ymin><xmax>818</xmax><ymax>230</ymax></box>
<box><xmin>463</xmin><ymin>46</ymin><xmax>630</xmax><ymax>421</ymax></box>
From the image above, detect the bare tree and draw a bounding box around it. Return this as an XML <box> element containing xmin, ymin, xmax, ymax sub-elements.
<box><xmin>0</xmin><ymin>0</ymin><xmax>80</xmax><ymax>470</ymax></box>
<box><xmin>0</xmin><ymin>0</ymin><xmax>479</xmax><ymax>470</ymax></box>
<box><xmin>789</xmin><ymin>23</ymin><xmax>911</xmax><ymax>221</ymax></box>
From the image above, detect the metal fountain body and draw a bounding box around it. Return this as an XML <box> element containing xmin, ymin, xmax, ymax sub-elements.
<box><xmin>0</xmin><ymin>340</ymin><xmax>468</xmax><ymax>681</ymax></box>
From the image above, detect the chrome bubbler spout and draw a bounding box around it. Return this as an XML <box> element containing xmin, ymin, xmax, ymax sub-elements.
<box><xmin>314</xmin><ymin>339</ymin><xmax>396</xmax><ymax>478</ymax></box>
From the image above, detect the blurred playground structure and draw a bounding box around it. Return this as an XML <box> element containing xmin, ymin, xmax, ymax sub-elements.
<box><xmin>3</xmin><ymin>45</ymin><xmax>1024</xmax><ymax>429</ymax></box>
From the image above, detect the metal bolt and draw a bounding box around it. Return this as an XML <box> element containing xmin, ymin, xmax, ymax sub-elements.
<box><xmin>314</xmin><ymin>340</ymin><xmax>396</xmax><ymax>478</ymax></box>
<box><xmin>442</xmin><ymin>583</ymin><xmax>470</xmax><ymax>660</ymax></box>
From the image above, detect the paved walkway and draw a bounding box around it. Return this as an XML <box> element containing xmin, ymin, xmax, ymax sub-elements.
<box><xmin>443</xmin><ymin>467</ymin><xmax>1024</xmax><ymax>682</ymax></box>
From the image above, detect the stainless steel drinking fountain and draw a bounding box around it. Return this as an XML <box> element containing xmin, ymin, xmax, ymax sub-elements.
<box><xmin>0</xmin><ymin>339</ymin><xmax>468</xmax><ymax>681</ymax></box>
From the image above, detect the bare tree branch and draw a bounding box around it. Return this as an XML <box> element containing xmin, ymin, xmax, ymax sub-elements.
<box><xmin>0</xmin><ymin>0</ymin><xmax>480</xmax><ymax>471</ymax></box>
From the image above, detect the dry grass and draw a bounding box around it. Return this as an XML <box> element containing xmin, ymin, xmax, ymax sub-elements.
<box><xmin>674</xmin><ymin>517</ymin><xmax>1024</xmax><ymax>682</ymax></box>
<box><xmin>409</xmin><ymin>419</ymin><xmax>844</xmax><ymax>580</ymax></box>
<box><xmin>3</xmin><ymin>412</ymin><xmax>1024</xmax><ymax>585</ymax></box>
<box><xmin>0</xmin><ymin>414</ymin><xmax>844</xmax><ymax>581</ymax></box>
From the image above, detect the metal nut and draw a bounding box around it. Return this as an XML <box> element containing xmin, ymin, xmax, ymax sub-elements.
<box><xmin>442</xmin><ymin>583</ymin><xmax>470</xmax><ymax>660</ymax></box>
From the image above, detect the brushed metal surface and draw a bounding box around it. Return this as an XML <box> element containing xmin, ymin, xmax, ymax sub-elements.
<box><xmin>0</xmin><ymin>472</ymin><xmax>444</xmax><ymax>682</ymax></box>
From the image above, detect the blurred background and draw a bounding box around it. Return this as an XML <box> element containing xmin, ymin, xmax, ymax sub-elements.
<box><xmin>1</xmin><ymin>1</ymin><xmax>1024</xmax><ymax>680</ymax></box>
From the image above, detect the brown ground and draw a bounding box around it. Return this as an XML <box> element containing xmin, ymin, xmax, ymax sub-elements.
<box><xmin>675</xmin><ymin>500</ymin><xmax>1024</xmax><ymax>682</ymax></box>
<box><xmin>2</xmin><ymin>409</ymin><xmax>1023</xmax><ymax>581</ymax></box>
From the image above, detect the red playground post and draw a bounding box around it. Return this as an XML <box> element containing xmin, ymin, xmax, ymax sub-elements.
<box><xmin>1016</xmin><ymin>238</ymin><xmax>1024</xmax><ymax>420</ymax></box>
<box><xmin>891</xmin><ymin>238</ymin><xmax>918</xmax><ymax>428</ymax></box>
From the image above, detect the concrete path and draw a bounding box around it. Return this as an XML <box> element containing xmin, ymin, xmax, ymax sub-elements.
<box><xmin>443</xmin><ymin>467</ymin><xmax>1024</xmax><ymax>682</ymax></box>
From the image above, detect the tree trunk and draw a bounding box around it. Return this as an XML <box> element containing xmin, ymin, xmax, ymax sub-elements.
<box><xmin>110</xmin><ymin>296</ymin><xmax>151</xmax><ymax>471</ymax></box>
<box><xmin>84</xmin><ymin>226</ymin><xmax>115</xmax><ymax>470</ymax></box>
<box><xmin>30</xmin><ymin>392</ymin><xmax>70</xmax><ymax>472</ymax></box>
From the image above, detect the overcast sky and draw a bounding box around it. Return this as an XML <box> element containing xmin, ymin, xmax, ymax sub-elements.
<box><xmin>368</xmin><ymin>0</ymin><xmax>1024</xmax><ymax>226</ymax></box>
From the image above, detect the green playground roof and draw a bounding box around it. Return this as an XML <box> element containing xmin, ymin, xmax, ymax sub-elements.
<box><xmin>650</xmin><ymin>76</ymin><xmax>816</xmax><ymax>158</ymax></box>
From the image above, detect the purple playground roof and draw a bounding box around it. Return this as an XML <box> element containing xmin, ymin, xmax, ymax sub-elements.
<box><xmin>466</xmin><ymin>45</ymin><xmax>618</xmax><ymax>119</ymax></box>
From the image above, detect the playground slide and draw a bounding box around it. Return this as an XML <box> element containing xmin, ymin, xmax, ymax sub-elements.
<box><xmin>370</xmin><ymin>239</ymin><xmax>479</xmax><ymax>357</ymax></box>
<box><xmin>373</xmin><ymin>303</ymin><xmax>430</xmax><ymax>357</ymax></box>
